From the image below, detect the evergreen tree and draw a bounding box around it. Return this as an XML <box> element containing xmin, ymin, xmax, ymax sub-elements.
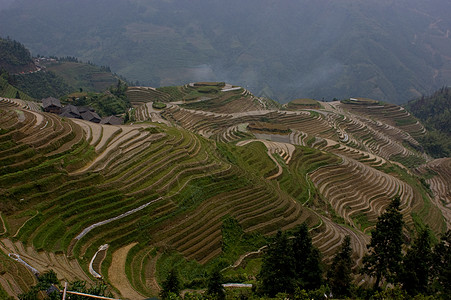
<box><xmin>361</xmin><ymin>197</ymin><xmax>404</xmax><ymax>289</ymax></box>
<box><xmin>15</xmin><ymin>90</ymin><xmax>20</xmax><ymax>99</ymax></box>
<box><xmin>431</xmin><ymin>229</ymin><xmax>451</xmax><ymax>298</ymax></box>
<box><xmin>258</xmin><ymin>230</ymin><xmax>296</xmax><ymax>296</ymax></box>
<box><xmin>292</xmin><ymin>223</ymin><xmax>322</xmax><ymax>290</ymax></box>
<box><xmin>327</xmin><ymin>235</ymin><xmax>353</xmax><ymax>298</ymax></box>
<box><xmin>399</xmin><ymin>228</ymin><xmax>432</xmax><ymax>296</ymax></box>
<box><xmin>207</xmin><ymin>268</ymin><xmax>225</xmax><ymax>300</ymax></box>
<box><xmin>160</xmin><ymin>269</ymin><xmax>181</xmax><ymax>300</ymax></box>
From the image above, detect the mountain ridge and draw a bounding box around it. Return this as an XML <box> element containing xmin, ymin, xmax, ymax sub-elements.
<box><xmin>1</xmin><ymin>0</ymin><xmax>451</xmax><ymax>103</ymax></box>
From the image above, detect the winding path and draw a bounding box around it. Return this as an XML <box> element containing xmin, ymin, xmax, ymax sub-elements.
<box><xmin>75</xmin><ymin>198</ymin><xmax>162</xmax><ymax>240</ymax></box>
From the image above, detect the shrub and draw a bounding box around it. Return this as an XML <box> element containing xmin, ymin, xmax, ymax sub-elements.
<box><xmin>153</xmin><ymin>102</ymin><xmax>167</xmax><ymax>109</ymax></box>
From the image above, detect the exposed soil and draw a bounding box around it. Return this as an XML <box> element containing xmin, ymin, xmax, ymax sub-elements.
<box><xmin>108</xmin><ymin>243</ymin><xmax>146</xmax><ymax>300</ymax></box>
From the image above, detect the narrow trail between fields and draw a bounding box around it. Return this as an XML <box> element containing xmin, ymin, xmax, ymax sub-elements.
<box><xmin>75</xmin><ymin>198</ymin><xmax>162</xmax><ymax>240</ymax></box>
<box><xmin>109</xmin><ymin>243</ymin><xmax>146</xmax><ymax>300</ymax></box>
<box><xmin>89</xmin><ymin>244</ymin><xmax>109</xmax><ymax>278</ymax></box>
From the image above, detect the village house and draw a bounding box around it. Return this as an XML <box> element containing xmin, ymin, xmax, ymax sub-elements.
<box><xmin>78</xmin><ymin>106</ymin><xmax>95</xmax><ymax>114</ymax></box>
<box><xmin>100</xmin><ymin>115</ymin><xmax>123</xmax><ymax>125</ymax></box>
<box><xmin>60</xmin><ymin>104</ymin><xmax>81</xmax><ymax>119</ymax></box>
<box><xmin>42</xmin><ymin>97</ymin><xmax>62</xmax><ymax>114</ymax></box>
<box><xmin>81</xmin><ymin>110</ymin><xmax>101</xmax><ymax>123</ymax></box>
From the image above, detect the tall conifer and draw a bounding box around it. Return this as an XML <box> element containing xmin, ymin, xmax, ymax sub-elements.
<box><xmin>361</xmin><ymin>197</ymin><xmax>404</xmax><ymax>288</ymax></box>
<box><xmin>327</xmin><ymin>235</ymin><xmax>353</xmax><ymax>298</ymax></box>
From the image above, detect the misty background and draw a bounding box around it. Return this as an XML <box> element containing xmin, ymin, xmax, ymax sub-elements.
<box><xmin>0</xmin><ymin>0</ymin><xmax>450</xmax><ymax>103</ymax></box>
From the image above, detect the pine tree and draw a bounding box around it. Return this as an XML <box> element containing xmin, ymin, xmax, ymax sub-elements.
<box><xmin>292</xmin><ymin>223</ymin><xmax>322</xmax><ymax>290</ymax></box>
<box><xmin>207</xmin><ymin>268</ymin><xmax>225</xmax><ymax>300</ymax></box>
<box><xmin>327</xmin><ymin>235</ymin><xmax>353</xmax><ymax>298</ymax></box>
<box><xmin>431</xmin><ymin>229</ymin><xmax>451</xmax><ymax>298</ymax></box>
<box><xmin>258</xmin><ymin>230</ymin><xmax>296</xmax><ymax>296</ymax></box>
<box><xmin>399</xmin><ymin>227</ymin><xmax>432</xmax><ymax>295</ymax></box>
<box><xmin>160</xmin><ymin>269</ymin><xmax>181</xmax><ymax>299</ymax></box>
<box><xmin>361</xmin><ymin>197</ymin><xmax>404</xmax><ymax>289</ymax></box>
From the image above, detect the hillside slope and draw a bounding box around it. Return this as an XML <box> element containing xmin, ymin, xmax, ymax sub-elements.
<box><xmin>0</xmin><ymin>37</ymin><xmax>36</xmax><ymax>74</ymax></box>
<box><xmin>39</xmin><ymin>58</ymin><xmax>120</xmax><ymax>93</ymax></box>
<box><xmin>0</xmin><ymin>86</ymin><xmax>449</xmax><ymax>298</ymax></box>
<box><xmin>405</xmin><ymin>87</ymin><xmax>451</xmax><ymax>157</ymax></box>
<box><xmin>0</xmin><ymin>37</ymin><xmax>121</xmax><ymax>99</ymax></box>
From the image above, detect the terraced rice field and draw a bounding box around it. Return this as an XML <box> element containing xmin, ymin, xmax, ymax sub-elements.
<box><xmin>416</xmin><ymin>158</ymin><xmax>451</xmax><ymax>229</ymax></box>
<box><xmin>0</xmin><ymin>87</ymin><xmax>448</xmax><ymax>298</ymax></box>
<box><xmin>126</xmin><ymin>87</ymin><xmax>173</xmax><ymax>107</ymax></box>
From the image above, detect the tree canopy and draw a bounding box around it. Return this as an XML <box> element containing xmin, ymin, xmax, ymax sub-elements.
<box><xmin>327</xmin><ymin>235</ymin><xmax>353</xmax><ymax>298</ymax></box>
<box><xmin>258</xmin><ymin>224</ymin><xmax>323</xmax><ymax>297</ymax></box>
<box><xmin>361</xmin><ymin>197</ymin><xmax>404</xmax><ymax>289</ymax></box>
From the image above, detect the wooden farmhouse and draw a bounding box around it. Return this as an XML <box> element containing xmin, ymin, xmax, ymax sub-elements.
<box><xmin>100</xmin><ymin>115</ymin><xmax>123</xmax><ymax>125</ymax></box>
<box><xmin>81</xmin><ymin>110</ymin><xmax>101</xmax><ymax>123</ymax></box>
<box><xmin>60</xmin><ymin>104</ymin><xmax>81</xmax><ymax>119</ymax></box>
<box><xmin>42</xmin><ymin>97</ymin><xmax>62</xmax><ymax>114</ymax></box>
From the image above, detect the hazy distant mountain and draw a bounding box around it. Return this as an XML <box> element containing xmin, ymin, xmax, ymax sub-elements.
<box><xmin>1</xmin><ymin>0</ymin><xmax>450</xmax><ymax>103</ymax></box>
<box><xmin>0</xmin><ymin>0</ymin><xmax>14</xmax><ymax>11</ymax></box>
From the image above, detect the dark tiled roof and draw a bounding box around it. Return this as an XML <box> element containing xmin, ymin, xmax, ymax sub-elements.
<box><xmin>61</xmin><ymin>104</ymin><xmax>80</xmax><ymax>116</ymax></box>
<box><xmin>81</xmin><ymin>110</ymin><xmax>101</xmax><ymax>123</ymax></box>
<box><xmin>60</xmin><ymin>111</ymin><xmax>77</xmax><ymax>118</ymax></box>
<box><xmin>100</xmin><ymin>115</ymin><xmax>123</xmax><ymax>125</ymax></box>
<box><xmin>78</xmin><ymin>106</ymin><xmax>95</xmax><ymax>113</ymax></box>
<box><xmin>42</xmin><ymin>97</ymin><xmax>61</xmax><ymax>108</ymax></box>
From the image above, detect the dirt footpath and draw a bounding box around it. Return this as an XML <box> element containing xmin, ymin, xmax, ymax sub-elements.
<box><xmin>108</xmin><ymin>243</ymin><xmax>146</xmax><ymax>300</ymax></box>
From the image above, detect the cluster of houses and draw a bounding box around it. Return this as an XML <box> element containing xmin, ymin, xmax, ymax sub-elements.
<box><xmin>42</xmin><ymin>97</ymin><xmax>123</xmax><ymax>125</ymax></box>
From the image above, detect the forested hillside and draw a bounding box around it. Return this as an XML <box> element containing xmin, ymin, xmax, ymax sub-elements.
<box><xmin>0</xmin><ymin>72</ymin><xmax>33</xmax><ymax>100</ymax></box>
<box><xmin>0</xmin><ymin>37</ymin><xmax>36</xmax><ymax>74</ymax></box>
<box><xmin>10</xmin><ymin>71</ymin><xmax>72</xmax><ymax>99</ymax></box>
<box><xmin>406</xmin><ymin>87</ymin><xmax>451</xmax><ymax>134</ymax></box>
<box><xmin>1</xmin><ymin>0</ymin><xmax>450</xmax><ymax>103</ymax></box>
<box><xmin>0</xmin><ymin>37</ymin><xmax>123</xmax><ymax>99</ymax></box>
<box><xmin>406</xmin><ymin>87</ymin><xmax>451</xmax><ymax>157</ymax></box>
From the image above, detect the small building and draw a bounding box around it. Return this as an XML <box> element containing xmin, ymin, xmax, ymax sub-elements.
<box><xmin>42</xmin><ymin>97</ymin><xmax>62</xmax><ymax>114</ymax></box>
<box><xmin>100</xmin><ymin>115</ymin><xmax>123</xmax><ymax>125</ymax></box>
<box><xmin>81</xmin><ymin>110</ymin><xmax>101</xmax><ymax>123</ymax></box>
<box><xmin>60</xmin><ymin>104</ymin><xmax>81</xmax><ymax>119</ymax></box>
<box><xmin>78</xmin><ymin>106</ymin><xmax>95</xmax><ymax>114</ymax></box>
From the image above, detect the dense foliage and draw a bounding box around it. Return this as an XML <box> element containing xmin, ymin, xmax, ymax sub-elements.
<box><xmin>361</xmin><ymin>197</ymin><xmax>404</xmax><ymax>288</ymax></box>
<box><xmin>18</xmin><ymin>270</ymin><xmax>59</xmax><ymax>300</ymax></box>
<box><xmin>431</xmin><ymin>230</ymin><xmax>451</xmax><ymax>297</ymax></box>
<box><xmin>258</xmin><ymin>224</ymin><xmax>323</xmax><ymax>297</ymax></box>
<box><xmin>405</xmin><ymin>87</ymin><xmax>451</xmax><ymax>157</ymax></box>
<box><xmin>160</xmin><ymin>269</ymin><xmax>182</xmax><ymax>300</ymax></box>
<box><xmin>0</xmin><ymin>37</ymin><xmax>34</xmax><ymax>73</ymax></box>
<box><xmin>398</xmin><ymin>228</ymin><xmax>432</xmax><ymax>296</ymax></box>
<box><xmin>68</xmin><ymin>80</ymin><xmax>130</xmax><ymax>116</ymax></box>
<box><xmin>327</xmin><ymin>236</ymin><xmax>353</xmax><ymax>298</ymax></box>
<box><xmin>0</xmin><ymin>71</ymin><xmax>33</xmax><ymax>100</ymax></box>
<box><xmin>10</xmin><ymin>71</ymin><xmax>72</xmax><ymax>99</ymax></box>
<box><xmin>206</xmin><ymin>268</ymin><xmax>226</xmax><ymax>300</ymax></box>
